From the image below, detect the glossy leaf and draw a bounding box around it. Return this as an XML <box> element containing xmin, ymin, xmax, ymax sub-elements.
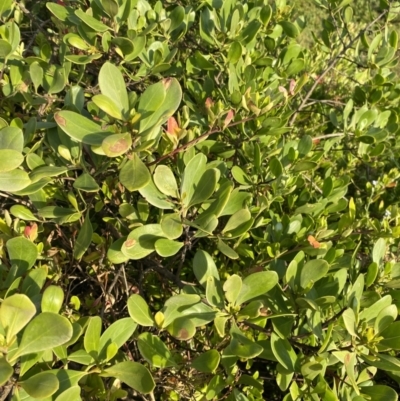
<box><xmin>6</xmin><ymin>236</ymin><xmax>38</xmax><ymax>275</ymax></box>
<box><xmin>191</xmin><ymin>349</ymin><xmax>220</xmax><ymax>373</ymax></box>
<box><xmin>12</xmin><ymin>313</ymin><xmax>73</xmax><ymax>359</ymax></box>
<box><xmin>138</xmin><ymin>332</ymin><xmax>178</xmax><ymax>368</ymax></box>
<box><xmin>41</xmin><ymin>285</ymin><xmax>64</xmax><ymax>314</ymax></box>
<box><xmin>155</xmin><ymin>238</ymin><xmax>183</xmax><ymax>257</ymax></box>
<box><xmin>102</xmin><ymin>133</ymin><xmax>132</xmax><ymax>157</ymax></box>
<box><xmin>101</xmin><ymin>361</ymin><xmax>155</xmax><ymax>394</ymax></box>
<box><xmin>99</xmin><ymin>318</ymin><xmax>137</xmax><ymax>360</ymax></box>
<box><xmin>55</xmin><ymin>111</ymin><xmax>113</xmax><ymax>145</ymax></box>
<box><xmin>0</xmin><ymin>294</ymin><xmax>36</xmax><ymax>343</ymax></box>
<box><xmin>0</xmin><ymin>357</ymin><xmax>13</xmax><ymax>386</ymax></box>
<box><xmin>235</xmin><ymin>271</ymin><xmax>278</xmax><ymax>306</ymax></box>
<box><xmin>0</xmin><ymin>149</ymin><xmax>23</xmax><ymax>172</ymax></box>
<box><xmin>0</xmin><ymin>170</ymin><xmax>30</xmax><ymax>192</ymax></box>
<box><xmin>73</xmin><ymin>213</ymin><xmax>93</xmax><ymax>260</ymax></box>
<box><xmin>193</xmin><ymin>249</ymin><xmax>220</xmax><ymax>287</ymax></box>
<box><xmin>98</xmin><ymin>62</ymin><xmax>129</xmax><ymax>119</ymax></box>
<box><xmin>119</xmin><ymin>153</ymin><xmax>151</xmax><ymax>192</ymax></box>
<box><xmin>127</xmin><ymin>294</ymin><xmax>154</xmax><ymax>326</ymax></box>
<box><xmin>154</xmin><ymin>165</ymin><xmax>179</xmax><ymax>198</ymax></box>
<box><xmin>21</xmin><ymin>371</ymin><xmax>59</xmax><ymax>399</ymax></box>
<box><xmin>122</xmin><ymin>224</ymin><xmax>166</xmax><ymax>260</ymax></box>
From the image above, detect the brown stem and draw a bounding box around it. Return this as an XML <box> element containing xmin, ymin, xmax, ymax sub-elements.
<box><xmin>289</xmin><ymin>10</ymin><xmax>388</xmax><ymax>126</ymax></box>
<box><xmin>147</xmin><ymin>116</ymin><xmax>257</xmax><ymax>167</ymax></box>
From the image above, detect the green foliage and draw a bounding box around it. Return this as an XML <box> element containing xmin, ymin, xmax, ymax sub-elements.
<box><xmin>1</xmin><ymin>0</ymin><xmax>400</xmax><ymax>400</ymax></box>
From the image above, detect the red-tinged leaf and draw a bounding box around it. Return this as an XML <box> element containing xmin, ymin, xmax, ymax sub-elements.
<box><xmin>24</xmin><ymin>223</ymin><xmax>38</xmax><ymax>241</ymax></box>
<box><xmin>223</xmin><ymin>110</ymin><xmax>234</xmax><ymax>129</ymax></box>
<box><xmin>166</xmin><ymin>117</ymin><xmax>181</xmax><ymax>137</ymax></box>
<box><xmin>205</xmin><ymin>97</ymin><xmax>214</xmax><ymax>108</ymax></box>
<box><xmin>289</xmin><ymin>79</ymin><xmax>296</xmax><ymax>95</ymax></box>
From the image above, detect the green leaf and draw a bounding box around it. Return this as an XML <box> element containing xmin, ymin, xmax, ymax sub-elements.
<box><xmin>46</xmin><ymin>2</ymin><xmax>72</xmax><ymax>21</ymax></box>
<box><xmin>375</xmin><ymin>305</ymin><xmax>398</xmax><ymax>335</ymax></box>
<box><xmin>271</xmin><ymin>332</ymin><xmax>297</xmax><ymax>372</ymax></box>
<box><xmin>119</xmin><ymin>154</ymin><xmax>151</xmax><ymax>192</ymax></box>
<box><xmin>300</xmin><ymin>259</ymin><xmax>329</xmax><ymax>290</ymax></box>
<box><xmin>380</xmin><ymin>322</ymin><xmax>400</xmax><ymax>350</ymax></box>
<box><xmin>139</xmin><ymin>178</ymin><xmax>175</xmax><ymax>209</ymax></box>
<box><xmin>84</xmin><ymin>316</ymin><xmax>102</xmax><ymax>357</ymax></box>
<box><xmin>154</xmin><ymin>165</ymin><xmax>179</xmax><ymax>198</ymax></box>
<box><xmin>292</xmin><ymin>161</ymin><xmax>318</xmax><ymax>172</ymax></box>
<box><xmin>64</xmin><ymin>54</ymin><xmax>103</xmax><ymax>65</ymax></box>
<box><xmin>223</xmin><ymin>274</ymin><xmax>242</xmax><ymax>304</ymax></box>
<box><xmin>231</xmin><ymin>166</ymin><xmax>252</xmax><ymax>186</ymax></box>
<box><xmin>269</xmin><ymin>157</ymin><xmax>283</xmax><ymax>177</ymax></box>
<box><xmin>161</xmin><ymin>213</ymin><xmax>183</xmax><ymax>239</ymax></box>
<box><xmin>0</xmin><ymin>0</ymin><xmax>13</xmax><ymax>20</ymax></box>
<box><xmin>54</xmin><ymin>386</ymin><xmax>81</xmax><ymax>401</ymax></box>
<box><xmin>122</xmin><ymin>224</ymin><xmax>165</xmax><ymax>260</ymax></box>
<box><xmin>0</xmin><ymin>170</ymin><xmax>31</xmax><ymax>192</ymax></box>
<box><xmin>0</xmin><ymin>357</ymin><xmax>13</xmax><ymax>386</ymax></box>
<box><xmin>101</xmin><ymin>361</ymin><xmax>155</xmax><ymax>394</ymax></box>
<box><xmin>181</xmin><ymin>153</ymin><xmax>207</xmax><ymax>208</ymax></box>
<box><xmin>49</xmin><ymin>370</ymin><xmax>87</xmax><ymax>399</ymax></box>
<box><xmin>138</xmin><ymin>78</ymin><xmax>182</xmax><ymax>137</ymax></box>
<box><xmin>222</xmin><ymin>208</ymin><xmax>252</xmax><ymax>235</ymax></box>
<box><xmin>228</xmin><ymin>41</ymin><xmax>242</xmax><ymax>64</ymax></box>
<box><xmin>191</xmin><ymin>349</ymin><xmax>220</xmax><ymax>373</ymax></box>
<box><xmin>217</xmin><ymin>239</ymin><xmax>239</xmax><ymax>259</ymax></box>
<box><xmin>73</xmin><ymin>213</ymin><xmax>93</xmax><ymax>260</ymax></box>
<box><xmin>0</xmin><ymin>126</ymin><xmax>23</xmax><ymax>152</ymax></box>
<box><xmin>41</xmin><ymin>285</ymin><xmax>64</xmax><ymax>314</ymax></box>
<box><xmin>127</xmin><ymin>294</ymin><xmax>154</xmax><ymax>326</ymax></box>
<box><xmin>75</xmin><ymin>9</ymin><xmax>110</xmax><ymax>32</ymax></box>
<box><xmin>92</xmin><ymin>94</ymin><xmax>123</xmax><ymax>120</ymax></box>
<box><xmin>30</xmin><ymin>166</ymin><xmax>68</xmax><ymax>183</ymax></box>
<box><xmin>167</xmin><ymin>317</ymin><xmax>196</xmax><ymax>340</ymax></box>
<box><xmin>193</xmin><ymin>250</ymin><xmax>220</xmax><ymax>287</ymax></box>
<box><xmin>206</xmin><ymin>276</ymin><xmax>225</xmax><ymax>309</ymax></box>
<box><xmin>6</xmin><ymin>236</ymin><xmax>38</xmax><ymax>275</ymax></box>
<box><xmin>54</xmin><ymin>111</ymin><xmax>113</xmax><ymax>145</ymax></box>
<box><xmin>280</xmin><ymin>21</ymin><xmax>300</xmax><ymax>38</ymax></box>
<box><xmin>236</xmin><ymin>271</ymin><xmax>278</xmax><ymax>306</ymax></box>
<box><xmin>11</xmin><ymin>312</ymin><xmax>73</xmax><ymax>360</ymax></box>
<box><xmin>188</xmin><ymin>168</ymin><xmax>219</xmax><ymax>207</ymax></box>
<box><xmin>99</xmin><ymin>318</ymin><xmax>137</xmax><ymax>360</ymax></box>
<box><xmin>98</xmin><ymin>62</ymin><xmax>130</xmax><ymax>120</ymax></box>
<box><xmin>298</xmin><ymin>135</ymin><xmax>313</xmax><ymax>156</ymax></box>
<box><xmin>138</xmin><ymin>333</ymin><xmax>178</xmax><ymax>368</ymax></box>
<box><xmin>230</xmin><ymin>330</ymin><xmax>263</xmax><ymax>358</ymax></box>
<box><xmin>10</xmin><ymin>205</ymin><xmax>39</xmax><ymax>221</ymax></box>
<box><xmin>0</xmin><ymin>39</ymin><xmax>11</xmax><ymax>58</ymax></box>
<box><xmin>102</xmin><ymin>133</ymin><xmax>132</xmax><ymax>158</ymax></box>
<box><xmin>0</xmin><ymin>149</ymin><xmax>23</xmax><ymax>172</ymax></box>
<box><xmin>373</xmin><ymin>238</ymin><xmax>386</xmax><ymax>265</ymax></box>
<box><xmin>107</xmin><ymin>237</ymin><xmax>129</xmax><ymax>264</ymax></box>
<box><xmin>0</xmin><ymin>294</ymin><xmax>36</xmax><ymax>343</ymax></box>
<box><xmin>21</xmin><ymin>371</ymin><xmax>59</xmax><ymax>399</ymax></box>
<box><xmin>162</xmin><ymin>294</ymin><xmax>201</xmax><ymax>327</ymax></box>
<box><xmin>361</xmin><ymin>385</ymin><xmax>398</xmax><ymax>401</ymax></box>
<box><xmin>155</xmin><ymin>238</ymin><xmax>183</xmax><ymax>257</ymax></box>
<box><xmin>342</xmin><ymin>308</ymin><xmax>358</xmax><ymax>337</ymax></box>
<box><xmin>73</xmin><ymin>173</ymin><xmax>100</xmax><ymax>192</ymax></box>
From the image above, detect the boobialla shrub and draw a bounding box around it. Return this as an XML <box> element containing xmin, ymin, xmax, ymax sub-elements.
<box><xmin>1</xmin><ymin>0</ymin><xmax>400</xmax><ymax>400</ymax></box>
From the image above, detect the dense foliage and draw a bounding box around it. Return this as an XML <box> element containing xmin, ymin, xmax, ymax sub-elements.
<box><xmin>1</xmin><ymin>0</ymin><xmax>400</xmax><ymax>400</ymax></box>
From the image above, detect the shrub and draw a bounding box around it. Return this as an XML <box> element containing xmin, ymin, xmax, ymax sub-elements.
<box><xmin>1</xmin><ymin>0</ymin><xmax>400</xmax><ymax>400</ymax></box>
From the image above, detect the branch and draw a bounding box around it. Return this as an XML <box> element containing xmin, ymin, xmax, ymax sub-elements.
<box><xmin>146</xmin><ymin>116</ymin><xmax>257</xmax><ymax>167</ymax></box>
<box><xmin>289</xmin><ymin>10</ymin><xmax>388</xmax><ymax>126</ymax></box>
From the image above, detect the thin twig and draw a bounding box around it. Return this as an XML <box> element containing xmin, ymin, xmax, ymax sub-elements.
<box><xmin>289</xmin><ymin>10</ymin><xmax>388</xmax><ymax>126</ymax></box>
<box><xmin>147</xmin><ymin>116</ymin><xmax>257</xmax><ymax>167</ymax></box>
